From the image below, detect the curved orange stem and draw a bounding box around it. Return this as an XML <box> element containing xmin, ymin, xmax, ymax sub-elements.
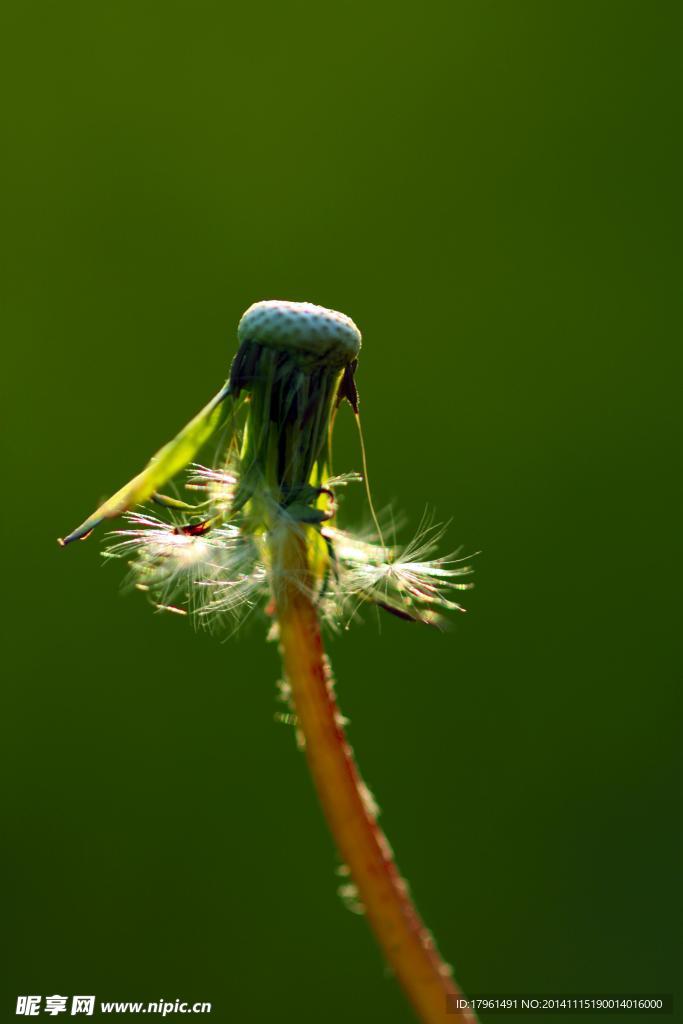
<box><xmin>274</xmin><ymin>538</ymin><xmax>477</xmax><ymax>1024</ymax></box>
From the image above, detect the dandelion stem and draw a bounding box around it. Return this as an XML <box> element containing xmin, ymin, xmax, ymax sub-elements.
<box><xmin>273</xmin><ymin>534</ymin><xmax>477</xmax><ymax>1024</ymax></box>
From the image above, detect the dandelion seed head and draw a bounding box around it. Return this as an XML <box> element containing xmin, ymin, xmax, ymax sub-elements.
<box><xmin>70</xmin><ymin>301</ymin><xmax>473</xmax><ymax>634</ymax></box>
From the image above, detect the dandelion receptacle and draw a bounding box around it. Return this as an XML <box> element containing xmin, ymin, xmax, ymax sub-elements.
<box><xmin>61</xmin><ymin>299</ymin><xmax>477</xmax><ymax>1024</ymax></box>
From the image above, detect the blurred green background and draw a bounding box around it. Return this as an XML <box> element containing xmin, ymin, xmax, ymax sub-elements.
<box><xmin>1</xmin><ymin>2</ymin><xmax>680</xmax><ymax>1021</ymax></box>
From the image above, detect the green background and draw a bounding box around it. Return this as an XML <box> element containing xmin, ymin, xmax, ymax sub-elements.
<box><xmin>1</xmin><ymin>2</ymin><xmax>680</xmax><ymax>1021</ymax></box>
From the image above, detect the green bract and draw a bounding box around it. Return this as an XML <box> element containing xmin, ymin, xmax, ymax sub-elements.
<box><xmin>229</xmin><ymin>300</ymin><xmax>360</xmax><ymax>522</ymax></box>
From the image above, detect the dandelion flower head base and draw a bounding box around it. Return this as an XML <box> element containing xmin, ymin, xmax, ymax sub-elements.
<box><xmin>238</xmin><ymin>300</ymin><xmax>361</xmax><ymax>364</ymax></box>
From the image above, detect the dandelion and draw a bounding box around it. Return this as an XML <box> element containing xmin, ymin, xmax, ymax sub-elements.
<box><xmin>60</xmin><ymin>299</ymin><xmax>477</xmax><ymax>1024</ymax></box>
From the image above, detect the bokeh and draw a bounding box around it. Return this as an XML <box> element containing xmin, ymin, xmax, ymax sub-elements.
<box><xmin>1</xmin><ymin>2</ymin><xmax>679</xmax><ymax>1021</ymax></box>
